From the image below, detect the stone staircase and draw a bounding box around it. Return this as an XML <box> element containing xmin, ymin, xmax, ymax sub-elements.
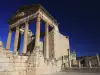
<box><xmin>62</xmin><ymin>67</ymin><xmax>100</xmax><ymax>73</ymax></box>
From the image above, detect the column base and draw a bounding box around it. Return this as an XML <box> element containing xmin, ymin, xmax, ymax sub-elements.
<box><xmin>13</xmin><ymin>51</ymin><xmax>19</xmax><ymax>55</ymax></box>
<box><xmin>19</xmin><ymin>53</ymin><xmax>28</xmax><ymax>56</ymax></box>
<box><xmin>34</xmin><ymin>46</ymin><xmax>40</xmax><ymax>50</ymax></box>
<box><xmin>5</xmin><ymin>49</ymin><xmax>9</xmax><ymax>51</ymax></box>
<box><xmin>33</xmin><ymin>46</ymin><xmax>40</xmax><ymax>54</ymax></box>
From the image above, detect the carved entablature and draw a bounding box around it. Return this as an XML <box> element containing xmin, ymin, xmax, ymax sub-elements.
<box><xmin>8</xmin><ymin>4</ymin><xmax>58</xmax><ymax>30</ymax></box>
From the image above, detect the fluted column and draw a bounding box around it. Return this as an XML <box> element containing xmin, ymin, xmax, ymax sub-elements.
<box><xmin>22</xmin><ymin>22</ymin><xmax>29</xmax><ymax>54</ymax></box>
<box><xmin>44</xmin><ymin>22</ymin><xmax>49</xmax><ymax>59</ymax></box>
<box><xmin>6</xmin><ymin>29</ymin><xmax>12</xmax><ymax>50</ymax></box>
<box><xmin>14</xmin><ymin>26</ymin><xmax>19</xmax><ymax>53</ymax></box>
<box><xmin>35</xmin><ymin>16</ymin><xmax>41</xmax><ymax>48</ymax></box>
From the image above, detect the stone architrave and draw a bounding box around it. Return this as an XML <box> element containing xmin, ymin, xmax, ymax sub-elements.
<box><xmin>22</xmin><ymin>22</ymin><xmax>29</xmax><ymax>54</ymax></box>
<box><xmin>14</xmin><ymin>26</ymin><xmax>19</xmax><ymax>53</ymax></box>
<box><xmin>6</xmin><ymin>29</ymin><xmax>12</xmax><ymax>50</ymax></box>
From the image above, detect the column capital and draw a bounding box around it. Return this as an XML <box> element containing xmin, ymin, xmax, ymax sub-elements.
<box><xmin>25</xmin><ymin>22</ymin><xmax>29</xmax><ymax>25</ymax></box>
<box><xmin>16</xmin><ymin>26</ymin><xmax>19</xmax><ymax>30</ymax></box>
<box><xmin>36</xmin><ymin>17</ymin><xmax>41</xmax><ymax>21</ymax></box>
<box><xmin>8</xmin><ymin>29</ymin><xmax>12</xmax><ymax>32</ymax></box>
<box><xmin>45</xmin><ymin>22</ymin><xmax>49</xmax><ymax>26</ymax></box>
<box><xmin>36</xmin><ymin>14</ymin><xmax>41</xmax><ymax>22</ymax></box>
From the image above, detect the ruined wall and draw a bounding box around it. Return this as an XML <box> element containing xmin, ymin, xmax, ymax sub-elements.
<box><xmin>48</xmin><ymin>29</ymin><xmax>70</xmax><ymax>69</ymax></box>
<box><xmin>0</xmin><ymin>47</ymin><xmax>62</xmax><ymax>75</ymax></box>
<box><xmin>53</xmin><ymin>30</ymin><xmax>69</xmax><ymax>59</ymax></box>
<box><xmin>84</xmin><ymin>57</ymin><xmax>99</xmax><ymax>67</ymax></box>
<box><xmin>0</xmin><ymin>48</ymin><xmax>45</xmax><ymax>75</ymax></box>
<box><xmin>0</xmin><ymin>48</ymin><xmax>29</xmax><ymax>75</ymax></box>
<box><xmin>49</xmin><ymin>29</ymin><xmax>69</xmax><ymax>59</ymax></box>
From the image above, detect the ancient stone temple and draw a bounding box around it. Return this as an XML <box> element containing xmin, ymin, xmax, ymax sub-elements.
<box><xmin>0</xmin><ymin>4</ymin><xmax>71</xmax><ymax>75</ymax></box>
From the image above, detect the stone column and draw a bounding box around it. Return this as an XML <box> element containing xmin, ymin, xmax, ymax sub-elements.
<box><xmin>6</xmin><ymin>29</ymin><xmax>12</xmax><ymax>50</ymax></box>
<box><xmin>89</xmin><ymin>60</ymin><xmax>92</xmax><ymax>68</ymax></box>
<box><xmin>68</xmin><ymin>49</ymin><xmax>72</xmax><ymax>68</ymax></box>
<box><xmin>61</xmin><ymin>56</ymin><xmax>64</xmax><ymax>69</ymax></box>
<box><xmin>22</xmin><ymin>22</ymin><xmax>29</xmax><ymax>54</ymax></box>
<box><xmin>62</xmin><ymin>56</ymin><xmax>66</xmax><ymax>69</ymax></box>
<box><xmin>18</xmin><ymin>33</ymin><xmax>21</xmax><ymax>51</ymax></box>
<box><xmin>96</xmin><ymin>54</ymin><xmax>100</xmax><ymax>66</ymax></box>
<box><xmin>33</xmin><ymin>15</ymin><xmax>41</xmax><ymax>67</ymax></box>
<box><xmin>45</xmin><ymin>22</ymin><xmax>49</xmax><ymax>59</ymax></box>
<box><xmin>14</xmin><ymin>26</ymin><xmax>19</xmax><ymax>53</ymax></box>
<box><xmin>35</xmin><ymin>16</ymin><xmax>41</xmax><ymax>48</ymax></box>
<box><xmin>79</xmin><ymin>60</ymin><xmax>81</xmax><ymax>68</ymax></box>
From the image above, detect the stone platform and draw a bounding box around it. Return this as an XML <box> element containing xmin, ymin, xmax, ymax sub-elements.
<box><xmin>0</xmin><ymin>48</ymin><xmax>62</xmax><ymax>75</ymax></box>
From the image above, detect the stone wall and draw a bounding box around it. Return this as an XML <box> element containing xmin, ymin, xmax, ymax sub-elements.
<box><xmin>0</xmin><ymin>47</ymin><xmax>62</xmax><ymax>75</ymax></box>
<box><xmin>53</xmin><ymin>30</ymin><xmax>69</xmax><ymax>59</ymax></box>
<box><xmin>49</xmin><ymin>30</ymin><xmax>55</xmax><ymax>59</ymax></box>
<box><xmin>49</xmin><ymin>29</ymin><xmax>69</xmax><ymax>59</ymax></box>
<box><xmin>0</xmin><ymin>48</ymin><xmax>29</xmax><ymax>75</ymax></box>
<box><xmin>84</xmin><ymin>56</ymin><xmax>99</xmax><ymax>67</ymax></box>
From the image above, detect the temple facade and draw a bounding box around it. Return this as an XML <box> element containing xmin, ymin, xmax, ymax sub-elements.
<box><xmin>0</xmin><ymin>4</ymin><xmax>71</xmax><ymax>75</ymax></box>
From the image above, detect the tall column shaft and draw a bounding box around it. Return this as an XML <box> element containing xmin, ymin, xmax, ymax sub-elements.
<box><xmin>68</xmin><ymin>49</ymin><xmax>72</xmax><ymax>68</ymax></box>
<box><xmin>22</xmin><ymin>22</ymin><xmax>29</xmax><ymax>54</ymax></box>
<box><xmin>35</xmin><ymin>16</ymin><xmax>41</xmax><ymax>48</ymax></box>
<box><xmin>89</xmin><ymin>60</ymin><xmax>92</xmax><ymax>68</ymax></box>
<box><xmin>6</xmin><ymin>29</ymin><xmax>12</xmax><ymax>50</ymax></box>
<box><xmin>14</xmin><ymin>26</ymin><xmax>19</xmax><ymax>53</ymax></box>
<box><xmin>34</xmin><ymin>16</ymin><xmax>41</xmax><ymax>67</ymax></box>
<box><xmin>79</xmin><ymin>60</ymin><xmax>81</xmax><ymax>68</ymax></box>
<box><xmin>45</xmin><ymin>23</ymin><xmax>49</xmax><ymax>59</ymax></box>
<box><xmin>18</xmin><ymin>33</ymin><xmax>21</xmax><ymax>51</ymax></box>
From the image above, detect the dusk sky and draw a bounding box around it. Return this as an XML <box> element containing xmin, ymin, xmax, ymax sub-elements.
<box><xmin>0</xmin><ymin>0</ymin><xmax>100</xmax><ymax>57</ymax></box>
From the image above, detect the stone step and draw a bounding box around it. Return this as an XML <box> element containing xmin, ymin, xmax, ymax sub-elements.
<box><xmin>63</xmin><ymin>68</ymin><xmax>100</xmax><ymax>73</ymax></box>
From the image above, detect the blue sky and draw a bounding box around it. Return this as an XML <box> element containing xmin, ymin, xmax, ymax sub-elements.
<box><xmin>0</xmin><ymin>0</ymin><xmax>100</xmax><ymax>57</ymax></box>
